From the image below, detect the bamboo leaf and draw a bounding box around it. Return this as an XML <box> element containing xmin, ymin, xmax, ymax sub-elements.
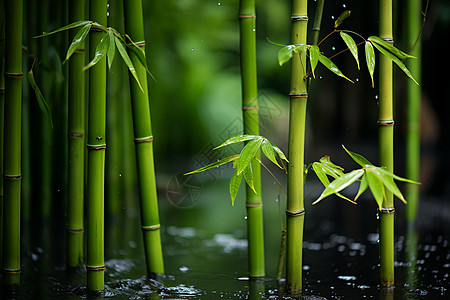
<box><xmin>27</xmin><ymin>69</ymin><xmax>53</xmax><ymax>128</ymax></box>
<box><xmin>127</xmin><ymin>44</ymin><xmax>155</xmax><ymax>81</ymax></box>
<box><xmin>312</xmin><ymin>169</ymin><xmax>364</xmax><ymax>205</ymax></box>
<box><xmin>83</xmin><ymin>32</ymin><xmax>109</xmax><ymax>71</ymax></box>
<box><xmin>354</xmin><ymin>173</ymin><xmax>368</xmax><ymax>201</ymax></box>
<box><xmin>340</xmin><ymin>32</ymin><xmax>359</xmax><ymax>69</ymax></box>
<box><xmin>230</xmin><ymin>170</ymin><xmax>243</xmax><ymax>206</ymax></box>
<box><xmin>368</xmin><ymin>167</ymin><xmax>407</xmax><ymax>204</ymax></box>
<box><xmin>107</xmin><ymin>30</ymin><xmax>115</xmax><ymax>69</ymax></box>
<box><xmin>335</xmin><ymin>10</ymin><xmax>351</xmax><ymax>28</ymax></box>
<box><xmin>269</xmin><ymin>141</ymin><xmax>289</xmax><ymax>163</ymax></box>
<box><xmin>368</xmin><ymin>36</ymin><xmax>415</xmax><ymax>60</ymax></box>
<box><xmin>365</xmin><ymin>41</ymin><xmax>375</xmax><ymax>88</ymax></box>
<box><xmin>34</xmin><ymin>20</ymin><xmax>92</xmax><ymax>38</ymax></box>
<box><xmin>365</xmin><ymin>170</ymin><xmax>384</xmax><ymax>210</ymax></box>
<box><xmin>214</xmin><ymin>134</ymin><xmax>260</xmax><ymax>149</ymax></box>
<box><xmin>278</xmin><ymin>45</ymin><xmax>295</xmax><ymax>66</ymax></box>
<box><xmin>371</xmin><ymin>165</ymin><xmax>420</xmax><ymax>185</ymax></box>
<box><xmin>184</xmin><ymin>154</ymin><xmax>240</xmax><ymax>175</ymax></box>
<box><xmin>243</xmin><ymin>164</ymin><xmax>256</xmax><ymax>193</ymax></box>
<box><xmin>309</xmin><ymin>45</ymin><xmax>320</xmax><ymax>78</ymax></box>
<box><xmin>318</xmin><ymin>54</ymin><xmax>354</xmax><ymax>83</ymax></box>
<box><xmin>115</xmin><ymin>36</ymin><xmax>144</xmax><ymax>91</ymax></box>
<box><xmin>65</xmin><ymin>23</ymin><xmax>91</xmax><ymax>62</ymax></box>
<box><xmin>237</xmin><ymin>138</ymin><xmax>264</xmax><ymax>175</ymax></box>
<box><xmin>312</xmin><ymin>161</ymin><xmax>354</xmax><ymax>203</ymax></box>
<box><xmin>318</xmin><ymin>156</ymin><xmax>345</xmax><ymax>178</ymax></box>
<box><xmin>342</xmin><ymin>145</ymin><xmax>373</xmax><ymax>167</ymax></box>
<box><xmin>261</xmin><ymin>139</ymin><xmax>282</xmax><ymax>168</ymax></box>
<box><xmin>371</xmin><ymin>41</ymin><xmax>418</xmax><ymax>85</ymax></box>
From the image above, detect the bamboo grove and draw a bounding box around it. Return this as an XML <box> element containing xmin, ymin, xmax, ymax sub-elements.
<box><xmin>0</xmin><ymin>0</ymin><xmax>424</xmax><ymax>297</ymax></box>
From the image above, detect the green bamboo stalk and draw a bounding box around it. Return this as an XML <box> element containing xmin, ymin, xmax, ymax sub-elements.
<box><xmin>2</xmin><ymin>0</ymin><xmax>23</xmax><ymax>286</ymax></box>
<box><xmin>311</xmin><ymin>0</ymin><xmax>324</xmax><ymax>46</ymax></box>
<box><xmin>66</xmin><ymin>0</ymin><xmax>86</xmax><ymax>270</ymax></box>
<box><xmin>238</xmin><ymin>0</ymin><xmax>265</xmax><ymax>278</ymax></box>
<box><xmin>86</xmin><ymin>0</ymin><xmax>107</xmax><ymax>291</ymax></box>
<box><xmin>286</xmin><ymin>0</ymin><xmax>308</xmax><ymax>294</ymax></box>
<box><xmin>378</xmin><ymin>0</ymin><xmax>395</xmax><ymax>287</ymax></box>
<box><xmin>0</xmin><ymin>0</ymin><xmax>5</xmax><ymax>271</ymax></box>
<box><xmin>405</xmin><ymin>0</ymin><xmax>421</xmax><ymax>223</ymax></box>
<box><xmin>123</xmin><ymin>0</ymin><xmax>165</xmax><ymax>276</ymax></box>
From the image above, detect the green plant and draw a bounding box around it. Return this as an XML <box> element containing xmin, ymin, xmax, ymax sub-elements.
<box><xmin>238</xmin><ymin>0</ymin><xmax>265</xmax><ymax>278</ymax></box>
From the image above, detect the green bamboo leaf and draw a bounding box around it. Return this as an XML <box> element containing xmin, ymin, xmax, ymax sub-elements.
<box><xmin>237</xmin><ymin>138</ymin><xmax>264</xmax><ymax>175</ymax></box>
<box><xmin>309</xmin><ymin>45</ymin><xmax>320</xmax><ymax>78</ymax></box>
<box><xmin>354</xmin><ymin>173</ymin><xmax>368</xmax><ymax>201</ymax></box>
<box><xmin>318</xmin><ymin>156</ymin><xmax>345</xmax><ymax>178</ymax></box>
<box><xmin>28</xmin><ymin>69</ymin><xmax>53</xmax><ymax>128</ymax></box>
<box><xmin>371</xmin><ymin>165</ymin><xmax>420</xmax><ymax>185</ymax></box>
<box><xmin>34</xmin><ymin>20</ymin><xmax>92</xmax><ymax>38</ymax></box>
<box><xmin>312</xmin><ymin>169</ymin><xmax>364</xmax><ymax>205</ymax></box>
<box><xmin>318</xmin><ymin>54</ymin><xmax>354</xmax><ymax>83</ymax></box>
<box><xmin>214</xmin><ymin>134</ymin><xmax>260</xmax><ymax>149</ymax></box>
<box><xmin>368</xmin><ymin>36</ymin><xmax>415</xmax><ymax>60</ymax></box>
<box><xmin>230</xmin><ymin>170</ymin><xmax>243</xmax><ymax>206</ymax></box>
<box><xmin>368</xmin><ymin>167</ymin><xmax>407</xmax><ymax>204</ymax></box>
<box><xmin>115</xmin><ymin>36</ymin><xmax>144</xmax><ymax>91</ymax></box>
<box><xmin>312</xmin><ymin>161</ymin><xmax>353</xmax><ymax>203</ymax></box>
<box><xmin>127</xmin><ymin>44</ymin><xmax>155</xmax><ymax>81</ymax></box>
<box><xmin>243</xmin><ymin>164</ymin><xmax>256</xmax><ymax>193</ymax></box>
<box><xmin>334</xmin><ymin>10</ymin><xmax>351</xmax><ymax>28</ymax></box>
<box><xmin>342</xmin><ymin>145</ymin><xmax>373</xmax><ymax>167</ymax></box>
<box><xmin>365</xmin><ymin>170</ymin><xmax>384</xmax><ymax>210</ymax></box>
<box><xmin>278</xmin><ymin>45</ymin><xmax>295</xmax><ymax>66</ymax></box>
<box><xmin>83</xmin><ymin>32</ymin><xmax>109</xmax><ymax>71</ymax></box>
<box><xmin>184</xmin><ymin>154</ymin><xmax>240</xmax><ymax>175</ymax></box>
<box><xmin>365</xmin><ymin>41</ymin><xmax>375</xmax><ymax>88</ymax></box>
<box><xmin>340</xmin><ymin>32</ymin><xmax>359</xmax><ymax>69</ymax></box>
<box><xmin>269</xmin><ymin>141</ymin><xmax>289</xmax><ymax>163</ymax></box>
<box><xmin>107</xmin><ymin>30</ymin><xmax>115</xmax><ymax>69</ymax></box>
<box><xmin>371</xmin><ymin>41</ymin><xmax>418</xmax><ymax>85</ymax></box>
<box><xmin>261</xmin><ymin>139</ymin><xmax>282</xmax><ymax>168</ymax></box>
<box><xmin>65</xmin><ymin>23</ymin><xmax>91</xmax><ymax>62</ymax></box>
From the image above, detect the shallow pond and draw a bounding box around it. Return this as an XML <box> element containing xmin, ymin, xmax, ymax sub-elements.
<box><xmin>1</xmin><ymin>177</ymin><xmax>449</xmax><ymax>299</ymax></box>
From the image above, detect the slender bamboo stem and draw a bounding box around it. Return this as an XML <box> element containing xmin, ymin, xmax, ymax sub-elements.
<box><xmin>87</xmin><ymin>0</ymin><xmax>107</xmax><ymax>291</ymax></box>
<box><xmin>239</xmin><ymin>0</ymin><xmax>265</xmax><ymax>278</ymax></box>
<box><xmin>311</xmin><ymin>0</ymin><xmax>324</xmax><ymax>46</ymax></box>
<box><xmin>123</xmin><ymin>0</ymin><xmax>165</xmax><ymax>276</ymax></box>
<box><xmin>405</xmin><ymin>0</ymin><xmax>421</xmax><ymax>223</ymax></box>
<box><xmin>2</xmin><ymin>0</ymin><xmax>23</xmax><ymax>286</ymax></box>
<box><xmin>378</xmin><ymin>0</ymin><xmax>395</xmax><ymax>287</ymax></box>
<box><xmin>66</xmin><ymin>0</ymin><xmax>86</xmax><ymax>270</ymax></box>
<box><xmin>0</xmin><ymin>0</ymin><xmax>5</xmax><ymax>271</ymax></box>
<box><xmin>286</xmin><ymin>0</ymin><xmax>308</xmax><ymax>294</ymax></box>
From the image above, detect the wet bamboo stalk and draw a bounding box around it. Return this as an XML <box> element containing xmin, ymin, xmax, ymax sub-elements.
<box><xmin>123</xmin><ymin>0</ymin><xmax>165</xmax><ymax>276</ymax></box>
<box><xmin>405</xmin><ymin>0</ymin><xmax>422</xmax><ymax>223</ymax></box>
<box><xmin>2</xmin><ymin>0</ymin><xmax>23</xmax><ymax>286</ymax></box>
<box><xmin>239</xmin><ymin>0</ymin><xmax>265</xmax><ymax>278</ymax></box>
<box><xmin>86</xmin><ymin>0</ymin><xmax>107</xmax><ymax>291</ymax></box>
<box><xmin>286</xmin><ymin>0</ymin><xmax>308</xmax><ymax>294</ymax></box>
<box><xmin>378</xmin><ymin>0</ymin><xmax>395</xmax><ymax>287</ymax></box>
<box><xmin>66</xmin><ymin>0</ymin><xmax>86</xmax><ymax>270</ymax></box>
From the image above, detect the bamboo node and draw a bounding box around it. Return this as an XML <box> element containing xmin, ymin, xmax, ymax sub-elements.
<box><xmin>0</xmin><ymin>88</ymin><xmax>5</xmax><ymax>93</ymax></box>
<box><xmin>3</xmin><ymin>174</ymin><xmax>23</xmax><ymax>180</ymax></box>
<box><xmin>4</xmin><ymin>72</ymin><xmax>23</xmax><ymax>78</ymax></box>
<box><xmin>2</xmin><ymin>268</ymin><xmax>21</xmax><ymax>274</ymax></box>
<box><xmin>246</xmin><ymin>203</ymin><xmax>263</xmax><ymax>208</ymax></box>
<box><xmin>86</xmin><ymin>265</ymin><xmax>106</xmax><ymax>271</ymax></box>
<box><xmin>74</xmin><ymin>49</ymin><xmax>86</xmax><ymax>53</ymax></box>
<box><xmin>286</xmin><ymin>209</ymin><xmax>305</xmax><ymax>216</ymax></box>
<box><xmin>380</xmin><ymin>207</ymin><xmax>395</xmax><ymax>214</ymax></box>
<box><xmin>141</xmin><ymin>224</ymin><xmax>161</xmax><ymax>231</ymax></box>
<box><xmin>242</xmin><ymin>106</ymin><xmax>258</xmax><ymax>110</ymax></box>
<box><xmin>381</xmin><ymin>37</ymin><xmax>394</xmax><ymax>44</ymax></box>
<box><xmin>134</xmin><ymin>135</ymin><xmax>154</xmax><ymax>143</ymax></box>
<box><xmin>291</xmin><ymin>15</ymin><xmax>309</xmax><ymax>22</ymax></box>
<box><xmin>68</xmin><ymin>133</ymin><xmax>84</xmax><ymax>139</ymax></box>
<box><xmin>238</xmin><ymin>14</ymin><xmax>256</xmax><ymax>19</ymax></box>
<box><xmin>377</xmin><ymin>120</ymin><xmax>395</xmax><ymax>126</ymax></box>
<box><xmin>87</xmin><ymin>144</ymin><xmax>106</xmax><ymax>150</ymax></box>
<box><xmin>289</xmin><ymin>93</ymin><xmax>308</xmax><ymax>99</ymax></box>
<box><xmin>67</xmin><ymin>228</ymin><xmax>84</xmax><ymax>233</ymax></box>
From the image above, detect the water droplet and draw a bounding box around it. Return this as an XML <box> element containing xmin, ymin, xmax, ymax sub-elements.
<box><xmin>332</xmin><ymin>46</ymin><xmax>336</xmax><ymax>51</ymax></box>
<box><xmin>244</xmin><ymin>215</ymin><xmax>248</xmax><ymax>220</ymax></box>
<box><xmin>356</xmin><ymin>78</ymin><xmax>359</xmax><ymax>82</ymax></box>
<box><xmin>218</xmin><ymin>2</ymin><xmax>221</xmax><ymax>5</ymax></box>
<box><xmin>191</xmin><ymin>48</ymin><xmax>194</xmax><ymax>51</ymax></box>
<box><xmin>375</xmin><ymin>95</ymin><xmax>379</xmax><ymax>100</ymax></box>
<box><xmin>343</xmin><ymin>4</ymin><xmax>347</xmax><ymax>8</ymax></box>
<box><xmin>119</xmin><ymin>173</ymin><xmax>122</xmax><ymax>177</ymax></box>
<box><xmin>179</xmin><ymin>266</ymin><xmax>189</xmax><ymax>273</ymax></box>
<box><xmin>331</xmin><ymin>15</ymin><xmax>335</xmax><ymax>20</ymax></box>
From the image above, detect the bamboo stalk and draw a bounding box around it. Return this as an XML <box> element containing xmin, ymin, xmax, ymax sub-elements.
<box><xmin>378</xmin><ymin>0</ymin><xmax>395</xmax><ymax>287</ymax></box>
<box><xmin>86</xmin><ymin>0</ymin><xmax>108</xmax><ymax>291</ymax></box>
<box><xmin>66</xmin><ymin>0</ymin><xmax>86</xmax><ymax>270</ymax></box>
<box><xmin>123</xmin><ymin>0</ymin><xmax>165</xmax><ymax>276</ymax></box>
<box><xmin>2</xmin><ymin>0</ymin><xmax>23</xmax><ymax>286</ymax></box>
<box><xmin>0</xmin><ymin>0</ymin><xmax>5</xmax><ymax>271</ymax></box>
<box><xmin>405</xmin><ymin>0</ymin><xmax>421</xmax><ymax>223</ymax></box>
<box><xmin>286</xmin><ymin>0</ymin><xmax>308</xmax><ymax>294</ymax></box>
<box><xmin>239</xmin><ymin>0</ymin><xmax>265</xmax><ymax>278</ymax></box>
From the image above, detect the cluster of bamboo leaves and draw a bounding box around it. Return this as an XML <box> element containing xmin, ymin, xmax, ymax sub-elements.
<box><xmin>276</xmin><ymin>10</ymin><xmax>418</xmax><ymax>87</ymax></box>
<box><xmin>185</xmin><ymin>135</ymin><xmax>288</xmax><ymax>205</ymax></box>
<box><xmin>35</xmin><ymin>20</ymin><xmax>151</xmax><ymax>92</ymax></box>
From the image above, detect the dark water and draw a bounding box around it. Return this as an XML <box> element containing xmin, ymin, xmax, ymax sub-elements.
<box><xmin>1</xmin><ymin>177</ymin><xmax>449</xmax><ymax>299</ymax></box>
